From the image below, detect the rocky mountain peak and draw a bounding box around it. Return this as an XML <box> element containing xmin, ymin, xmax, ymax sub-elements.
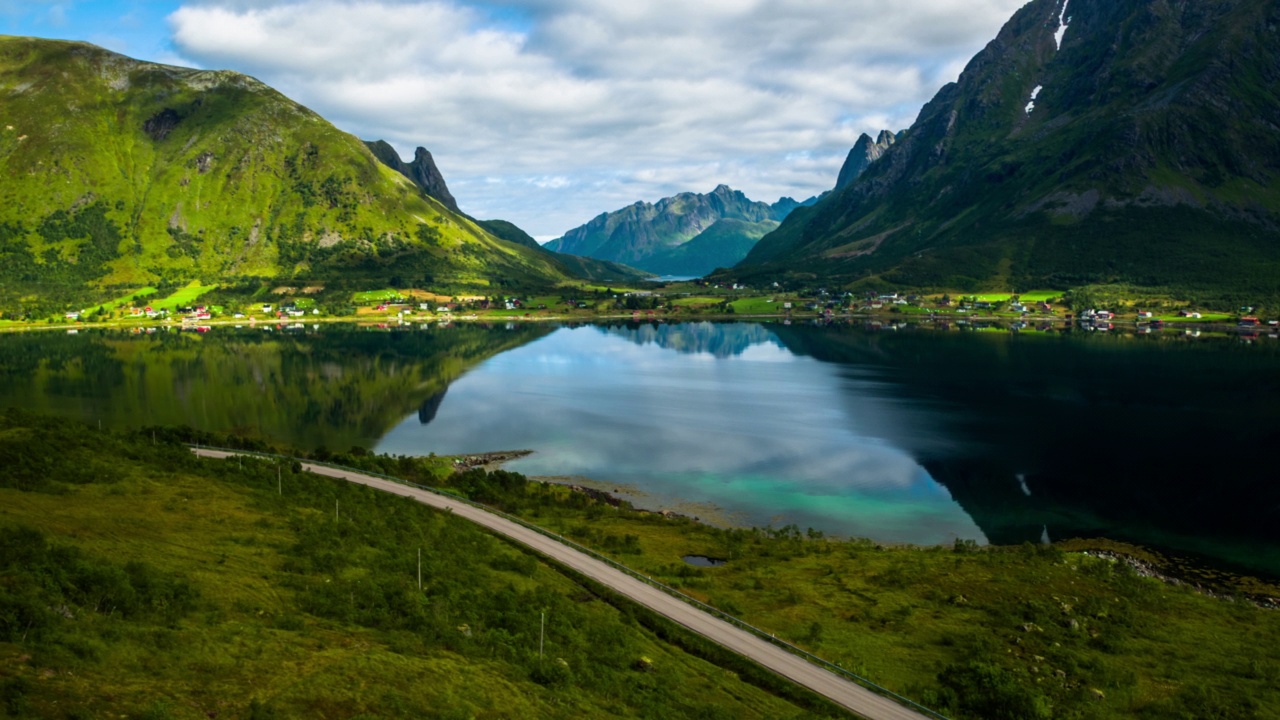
<box><xmin>734</xmin><ymin>0</ymin><xmax>1280</xmax><ymax>297</ymax></box>
<box><xmin>835</xmin><ymin>130</ymin><xmax>897</xmax><ymax>190</ymax></box>
<box><xmin>364</xmin><ymin>140</ymin><xmax>459</xmax><ymax>213</ymax></box>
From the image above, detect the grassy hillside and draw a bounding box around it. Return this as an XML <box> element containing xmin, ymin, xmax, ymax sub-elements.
<box><xmin>302</xmin><ymin>443</ymin><xmax>1280</xmax><ymax>720</ymax></box>
<box><xmin>0</xmin><ymin>36</ymin><xmax>570</xmax><ymax>316</ymax></box>
<box><xmin>0</xmin><ymin>409</ymin><xmax>840</xmax><ymax>719</ymax></box>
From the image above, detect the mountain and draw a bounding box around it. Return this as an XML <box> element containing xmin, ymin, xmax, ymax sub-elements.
<box><xmin>640</xmin><ymin>218</ymin><xmax>779</xmax><ymax>276</ymax></box>
<box><xmin>474</xmin><ymin>218</ymin><xmax>542</xmax><ymax>250</ymax></box>
<box><xmin>545</xmin><ymin>185</ymin><xmax>816</xmax><ymax>276</ymax></box>
<box><xmin>363</xmin><ymin>140</ymin><xmax>459</xmax><ymax>212</ymax></box>
<box><xmin>835</xmin><ymin>130</ymin><xmax>898</xmax><ymax>190</ymax></box>
<box><xmin>361</xmin><ymin>142</ymin><xmax>651</xmax><ymax>284</ymax></box>
<box><xmin>733</xmin><ymin>0</ymin><xmax>1280</xmax><ymax>299</ymax></box>
<box><xmin>0</xmin><ymin>36</ymin><xmax>571</xmax><ymax>314</ymax></box>
<box><xmin>473</xmin><ymin>219</ymin><xmax>651</xmax><ymax>282</ymax></box>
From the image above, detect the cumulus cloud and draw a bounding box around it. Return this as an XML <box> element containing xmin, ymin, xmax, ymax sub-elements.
<box><xmin>168</xmin><ymin>0</ymin><xmax>1026</xmax><ymax>236</ymax></box>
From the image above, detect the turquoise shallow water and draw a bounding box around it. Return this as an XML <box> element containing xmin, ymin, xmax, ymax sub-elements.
<box><xmin>375</xmin><ymin>323</ymin><xmax>986</xmax><ymax>543</ymax></box>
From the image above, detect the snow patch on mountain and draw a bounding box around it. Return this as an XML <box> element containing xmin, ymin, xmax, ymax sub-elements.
<box><xmin>1054</xmin><ymin>0</ymin><xmax>1071</xmax><ymax>50</ymax></box>
<box><xmin>1025</xmin><ymin>85</ymin><xmax>1044</xmax><ymax>114</ymax></box>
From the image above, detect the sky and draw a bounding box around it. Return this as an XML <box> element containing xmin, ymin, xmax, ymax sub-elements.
<box><xmin>1</xmin><ymin>0</ymin><xmax>1029</xmax><ymax>239</ymax></box>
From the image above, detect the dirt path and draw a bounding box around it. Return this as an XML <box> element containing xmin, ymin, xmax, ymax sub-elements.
<box><xmin>193</xmin><ymin>448</ymin><xmax>936</xmax><ymax>720</ymax></box>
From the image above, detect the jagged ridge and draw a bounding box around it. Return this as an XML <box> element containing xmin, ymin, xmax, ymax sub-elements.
<box><xmin>734</xmin><ymin>0</ymin><xmax>1280</xmax><ymax>298</ymax></box>
<box><xmin>547</xmin><ymin>184</ymin><xmax>815</xmax><ymax>276</ymax></box>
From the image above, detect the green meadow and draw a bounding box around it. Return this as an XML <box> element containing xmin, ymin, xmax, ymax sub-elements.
<box><xmin>0</xmin><ymin>411</ymin><xmax>842</xmax><ymax>719</ymax></box>
<box><xmin>148</xmin><ymin>281</ymin><xmax>220</xmax><ymax>310</ymax></box>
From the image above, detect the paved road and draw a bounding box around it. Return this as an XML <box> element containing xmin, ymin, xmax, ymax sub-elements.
<box><xmin>194</xmin><ymin>449</ymin><xmax>934</xmax><ymax>720</ymax></box>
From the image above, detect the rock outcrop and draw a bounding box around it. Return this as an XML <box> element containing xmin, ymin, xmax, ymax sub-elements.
<box><xmin>835</xmin><ymin>130</ymin><xmax>897</xmax><ymax>190</ymax></box>
<box><xmin>365</xmin><ymin>140</ymin><xmax>459</xmax><ymax>213</ymax></box>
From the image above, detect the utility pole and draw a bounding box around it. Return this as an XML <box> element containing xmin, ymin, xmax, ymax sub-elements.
<box><xmin>417</xmin><ymin>548</ymin><xmax>422</xmax><ymax>591</ymax></box>
<box><xmin>335</xmin><ymin>500</ymin><xmax>339</xmax><ymax>521</ymax></box>
<box><xmin>278</xmin><ymin>465</ymin><xmax>282</xmax><ymax>495</ymax></box>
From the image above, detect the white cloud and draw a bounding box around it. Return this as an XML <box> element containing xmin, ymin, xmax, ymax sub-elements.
<box><xmin>168</xmin><ymin>0</ymin><xmax>1027</xmax><ymax>236</ymax></box>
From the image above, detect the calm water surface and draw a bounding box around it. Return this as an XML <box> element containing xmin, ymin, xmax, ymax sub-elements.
<box><xmin>377</xmin><ymin>324</ymin><xmax>980</xmax><ymax>544</ymax></box>
<box><xmin>2</xmin><ymin>321</ymin><xmax>1278</xmax><ymax>576</ymax></box>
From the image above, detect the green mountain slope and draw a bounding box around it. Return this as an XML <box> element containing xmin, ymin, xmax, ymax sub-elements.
<box><xmin>0</xmin><ymin>410</ymin><xmax>836</xmax><ymax>719</ymax></box>
<box><xmin>0</xmin><ymin>36</ymin><xmax>570</xmax><ymax>314</ymax></box>
<box><xmin>547</xmin><ymin>185</ymin><xmax>814</xmax><ymax>276</ymax></box>
<box><xmin>643</xmin><ymin>217</ymin><xmax>780</xmax><ymax>276</ymax></box>
<box><xmin>475</xmin><ymin>218</ymin><xmax>543</xmax><ymax>250</ymax></box>
<box><xmin>733</xmin><ymin>0</ymin><xmax>1280</xmax><ymax>299</ymax></box>
<box><xmin>474</xmin><ymin>219</ymin><xmax>652</xmax><ymax>282</ymax></box>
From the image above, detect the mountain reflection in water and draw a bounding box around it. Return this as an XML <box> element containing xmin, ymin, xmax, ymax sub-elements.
<box><xmin>2</xmin><ymin>321</ymin><xmax>1277</xmax><ymax>577</ymax></box>
<box><xmin>381</xmin><ymin>322</ymin><xmax>986</xmax><ymax>545</ymax></box>
<box><xmin>381</xmin><ymin>321</ymin><xmax>1280</xmax><ymax>577</ymax></box>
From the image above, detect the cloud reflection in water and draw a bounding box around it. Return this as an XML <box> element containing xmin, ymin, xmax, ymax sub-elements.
<box><xmin>375</xmin><ymin>324</ymin><xmax>984</xmax><ymax>544</ymax></box>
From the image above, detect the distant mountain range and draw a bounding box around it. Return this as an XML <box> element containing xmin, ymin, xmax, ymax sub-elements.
<box><xmin>545</xmin><ymin>185</ymin><xmax>816</xmax><ymax>276</ymax></box>
<box><xmin>728</xmin><ymin>0</ymin><xmax>1280</xmax><ymax>300</ymax></box>
<box><xmin>362</xmin><ymin>141</ymin><xmax>650</xmax><ymax>283</ymax></box>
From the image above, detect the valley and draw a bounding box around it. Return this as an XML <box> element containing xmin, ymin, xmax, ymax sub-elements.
<box><xmin>3</xmin><ymin>0</ymin><xmax>1279</xmax><ymax>716</ymax></box>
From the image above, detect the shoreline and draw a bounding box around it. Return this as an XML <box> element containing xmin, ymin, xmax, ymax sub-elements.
<box><xmin>472</xmin><ymin>450</ymin><xmax>744</xmax><ymax>527</ymax></box>
<box><xmin>462</xmin><ymin>450</ymin><xmax>1280</xmax><ymax>606</ymax></box>
<box><xmin>2</xmin><ymin>311</ymin><xmax>1272</xmax><ymax>337</ymax></box>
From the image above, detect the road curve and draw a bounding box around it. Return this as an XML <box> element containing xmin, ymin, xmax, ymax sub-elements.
<box><xmin>194</xmin><ymin>449</ymin><xmax>933</xmax><ymax>720</ymax></box>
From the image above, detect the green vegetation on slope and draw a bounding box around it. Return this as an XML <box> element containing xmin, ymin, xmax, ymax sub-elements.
<box><xmin>475</xmin><ymin>219</ymin><xmax>653</xmax><ymax>283</ymax></box>
<box><xmin>0</xmin><ymin>36</ymin><xmax>572</xmax><ymax>318</ymax></box>
<box><xmin>295</xmin><ymin>444</ymin><xmax>1279</xmax><ymax>720</ymax></box>
<box><xmin>0</xmin><ymin>410</ymin><xmax>841</xmax><ymax>719</ymax></box>
<box><xmin>644</xmin><ymin>217</ymin><xmax>780</xmax><ymax>277</ymax></box>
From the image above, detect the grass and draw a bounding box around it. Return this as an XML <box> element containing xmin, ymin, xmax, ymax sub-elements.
<box><xmin>522</xmin><ymin>507</ymin><xmax>1280</xmax><ymax>720</ymax></box>
<box><xmin>251</xmin><ymin>441</ymin><xmax>1280</xmax><ymax>720</ymax></box>
<box><xmin>80</xmin><ymin>287</ymin><xmax>158</xmax><ymax>315</ymax></box>
<box><xmin>730</xmin><ymin>297</ymin><xmax>782</xmax><ymax>314</ymax></box>
<box><xmin>147</xmin><ymin>281</ymin><xmax>218</xmax><ymax>311</ymax></box>
<box><xmin>1155</xmin><ymin>312</ymin><xmax>1233</xmax><ymax>323</ymax></box>
<box><xmin>9</xmin><ymin>411</ymin><xmax>1277</xmax><ymax>719</ymax></box>
<box><xmin>351</xmin><ymin>289</ymin><xmax>404</xmax><ymax>304</ymax></box>
<box><xmin>1016</xmin><ymin>290</ymin><xmax>1063</xmax><ymax>303</ymax></box>
<box><xmin>0</xmin><ymin>411</ymin><xmax>844</xmax><ymax>720</ymax></box>
<box><xmin>958</xmin><ymin>291</ymin><xmax>1060</xmax><ymax>304</ymax></box>
<box><xmin>672</xmin><ymin>296</ymin><xmax>724</xmax><ymax>307</ymax></box>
